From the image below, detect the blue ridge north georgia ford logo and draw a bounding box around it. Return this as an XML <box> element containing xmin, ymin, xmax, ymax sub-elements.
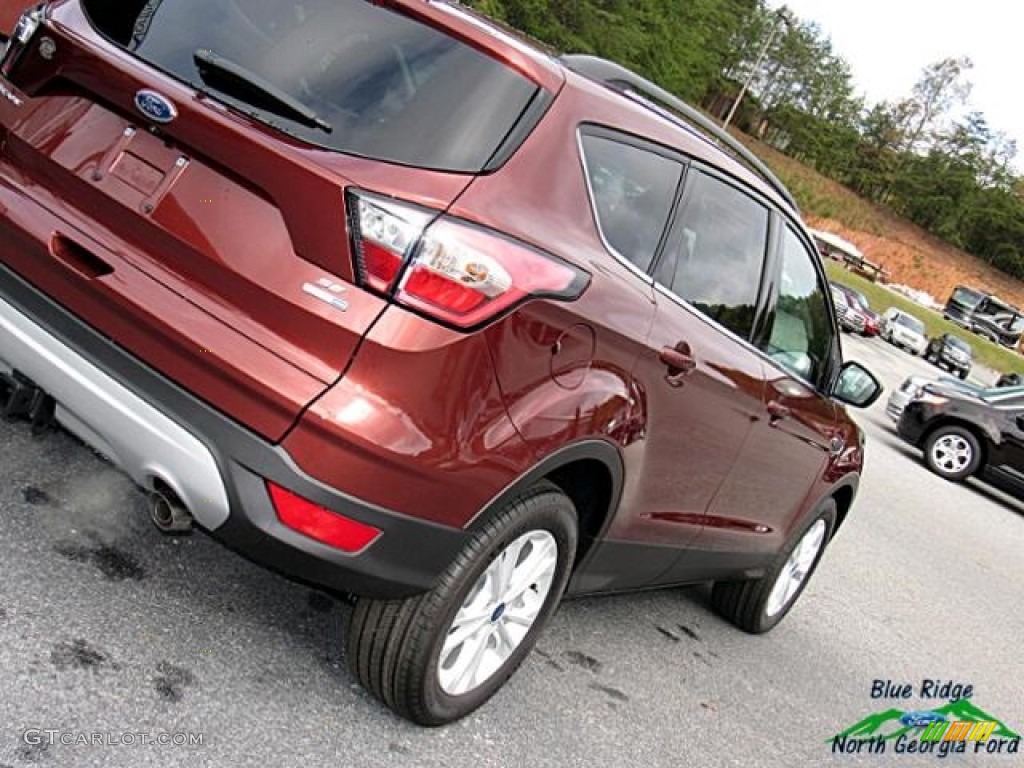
<box><xmin>134</xmin><ymin>89</ymin><xmax>178</xmax><ymax>124</ymax></box>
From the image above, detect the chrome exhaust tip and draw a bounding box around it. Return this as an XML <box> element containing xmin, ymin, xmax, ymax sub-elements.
<box><xmin>148</xmin><ymin>487</ymin><xmax>193</xmax><ymax>534</ymax></box>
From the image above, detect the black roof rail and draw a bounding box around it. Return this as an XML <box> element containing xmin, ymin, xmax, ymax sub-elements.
<box><xmin>561</xmin><ymin>54</ymin><xmax>799</xmax><ymax>213</ymax></box>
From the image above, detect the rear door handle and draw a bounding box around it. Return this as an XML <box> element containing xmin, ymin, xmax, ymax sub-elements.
<box><xmin>767</xmin><ymin>401</ymin><xmax>791</xmax><ymax>423</ymax></box>
<box><xmin>659</xmin><ymin>345</ymin><xmax>697</xmax><ymax>373</ymax></box>
<box><xmin>659</xmin><ymin>344</ymin><xmax>697</xmax><ymax>387</ymax></box>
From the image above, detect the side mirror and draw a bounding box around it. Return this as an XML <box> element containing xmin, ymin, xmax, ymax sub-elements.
<box><xmin>833</xmin><ymin>362</ymin><xmax>882</xmax><ymax>408</ymax></box>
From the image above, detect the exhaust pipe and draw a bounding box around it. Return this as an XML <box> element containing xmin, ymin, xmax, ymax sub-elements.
<box><xmin>148</xmin><ymin>486</ymin><xmax>193</xmax><ymax>534</ymax></box>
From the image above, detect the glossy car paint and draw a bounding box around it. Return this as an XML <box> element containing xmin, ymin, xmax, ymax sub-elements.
<box><xmin>925</xmin><ymin>334</ymin><xmax>972</xmax><ymax>377</ymax></box>
<box><xmin>898</xmin><ymin>387</ymin><xmax>1024</xmax><ymax>499</ymax></box>
<box><xmin>0</xmin><ymin>0</ymin><xmax>30</xmax><ymax>34</ymax></box>
<box><xmin>0</xmin><ymin>1</ymin><xmax>864</xmax><ymax>599</ymax></box>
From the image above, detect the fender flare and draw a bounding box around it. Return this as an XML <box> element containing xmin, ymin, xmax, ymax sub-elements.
<box><xmin>809</xmin><ymin>473</ymin><xmax>860</xmax><ymax>539</ymax></box>
<box><xmin>466</xmin><ymin>439</ymin><xmax>624</xmax><ymax>539</ymax></box>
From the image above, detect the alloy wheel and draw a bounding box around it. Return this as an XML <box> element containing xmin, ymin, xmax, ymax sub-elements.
<box><xmin>764</xmin><ymin>519</ymin><xmax>826</xmax><ymax>618</ymax></box>
<box><xmin>930</xmin><ymin>433</ymin><xmax>974</xmax><ymax>475</ymax></box>
<box><xmin>438</xmin><ymin>530</ymin><xmax>558</xmax><ymax>696</ymax></box>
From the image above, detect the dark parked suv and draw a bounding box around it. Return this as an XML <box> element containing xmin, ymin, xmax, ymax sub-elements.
<box><xmin>924</xmin><ymin>333</ymin><xmax>973</xmax><ymax>380</ymax></box>
<box><xmin>0</xmin><ymin>0</ymin><xmax>880</xmax><ymax>724</ymax></box>
<box><xmin>898</xmin><ymin>383</ymin><xmax>1024</xmax><ymax>497</ymax></box>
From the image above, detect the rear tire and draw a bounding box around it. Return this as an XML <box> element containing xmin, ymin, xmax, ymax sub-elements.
<box><xmin>711</xmin><ymin>500</ymin><xmax>836</xmax><ymax>634</ymax></box>
<box><xmin>345</xmin><ymin>482</ymin><xmax>577</xmax><ymax>725</ymax></box>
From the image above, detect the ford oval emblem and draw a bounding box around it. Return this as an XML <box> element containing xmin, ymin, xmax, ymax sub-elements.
<box><xmin>134</xmin><ymin>89</ymin><xmax>177</xmax><ymax>124</ymax></box>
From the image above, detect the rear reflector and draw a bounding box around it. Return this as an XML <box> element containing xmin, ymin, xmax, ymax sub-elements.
<box><xmin>267</xmin><ymin>482</ymin><xmax>381</xmax><ymax>553</ymax></box>
<box><xmin>348</xmin><ymin>190</ymin><xmax>589</xmax><ymax>329</ymax></box>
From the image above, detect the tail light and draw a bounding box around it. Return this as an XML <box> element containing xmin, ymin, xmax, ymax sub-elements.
<box><xmin>267</xmin><ymin>482</ymin><xmax>381</xmax><ymax>553</ymax></box>
<box><xmin>349</xmin><ymin>190</ymin><xmax>589</xmax><ymax>329</ymax></box>
<box><xmin>1</xmin><ymin>4</ymin><xmax>44</xmax><ymax>80</ymax></box>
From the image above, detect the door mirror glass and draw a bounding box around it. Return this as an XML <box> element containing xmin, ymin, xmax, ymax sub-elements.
<box><xmin>833</xmin><ymin>362</ymin><xmax>882</xmax><ymax>408</ymax></box>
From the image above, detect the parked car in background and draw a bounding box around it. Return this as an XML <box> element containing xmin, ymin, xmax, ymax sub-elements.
<box><xmin>943</xmin><ymin>284</ymin><xmax>1024</xmax><ymax>349</ymax></box>
<box><xmin>997</xmin><ymin>372</ymin><xmax>1023</xmax><ymax>388</ymax></box>
<box><xmin>898</xmin><ymin>384</ymin><xmax>1024</xmax><ymax>496</ymax></box>
<box><xmin>0</xmin><ymin>1</ymin><xmax>881</xmax><ymax>725</ymax></box>
<box><xmin>882</xmin><ymin>308</ymin><xmax>928</xmax><ymax>356</ymax></box>
<box><xmin>924</xmin><ymin>333</ymin><xmax>972</xmax><ymax>380</ymax></box>
<box><xmin>832</xmin><ymin>283</ymin><xmax>880</xmax><ymax>336</ymax></box>
<box><xmin>886</xmin><ymin>376</ymin><xmax>933</xmax><ymax>421</ymax></box>
<box><xmin>830</xmin><ymin>285</ymin><xmax>856</xmax><ymax>333</ymax></box>
<box><xmin>884</xmin><ymin>374</ymin><xmax>1012</xmax><ymax>421</ymax></box>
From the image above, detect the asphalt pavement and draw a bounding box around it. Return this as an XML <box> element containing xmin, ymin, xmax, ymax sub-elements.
<box><xmin>0</xmin><ymin>332</ymin><xmax>1021</xmax><ymax>767</ymax></box>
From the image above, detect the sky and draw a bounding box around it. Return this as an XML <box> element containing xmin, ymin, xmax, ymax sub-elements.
<box><xmin>769</xmin><ymin>1</ymin><xmax>1021</xmax><ymax>152</ymax></box>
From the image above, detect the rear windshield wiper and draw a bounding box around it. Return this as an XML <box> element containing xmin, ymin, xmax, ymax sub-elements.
<box><xmin>192</xmin><ymin>50</ymin><xmax>332</xmax><ymax>134</ymax></box>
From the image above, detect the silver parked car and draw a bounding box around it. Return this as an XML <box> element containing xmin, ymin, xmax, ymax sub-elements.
<box><xmin>831</xmin><ymin>285</ymin><xmax>864</xmax><ymax>333</ymax></box>
<box><xmin>882</xmin><ymin>308</ymin><xmax>928</xmax><ymax>356</ymax></box>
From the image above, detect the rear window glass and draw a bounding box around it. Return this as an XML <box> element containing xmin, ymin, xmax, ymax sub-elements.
<box><xmin>655</xmin><ymin>170</ymin><xmax>769</xmax><ymax>339</ymax></box>
<box><xmin>81</xmin><ymin>0</ymin><xmax>540</xmax><ymax>172</ymax></box>
<box><xmin>580</xmin><ymin>134</ymin><xmax>683</xmax><ymax>273</ymax></box>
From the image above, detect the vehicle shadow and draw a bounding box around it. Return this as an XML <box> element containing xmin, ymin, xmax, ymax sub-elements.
<box><xmin>865</xmin><ymin>422</ymin><xmax>1024</xmax><ymax>519</ymax></box>
<box><xmin>964</xmin><ymin>477</ymin><xmax>1024</xmax><ymax>518</ymax></box>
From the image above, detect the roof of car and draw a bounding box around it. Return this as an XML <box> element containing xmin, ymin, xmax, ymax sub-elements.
<box><xmin>421</xmin><ymin>2</ymin><xmax>797</xmax><ymax>213</ymax></box>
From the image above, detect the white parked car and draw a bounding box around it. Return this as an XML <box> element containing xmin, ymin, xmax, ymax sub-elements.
<box><xmin>882</xmin><ymin>308</ymin><xmax>928</xmax><ymax>356</ymax></box>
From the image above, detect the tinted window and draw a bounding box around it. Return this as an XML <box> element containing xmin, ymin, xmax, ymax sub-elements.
<box><xmin>82</xmin><ymin>0</ymin><xmax>538</xmax><ymax>172</ymax></box>
<box><xmin>763</xmin><ymin>228</ymin><xmax>834</xmax><ymax>385</ymax></box>
<box><xmin>947</xmin><ymin>336</ymin><xmax>971</xmax><ymax>353</ymax></box>
<box><xmin>952</xmin><ymin>286</ymin><xmax>985</xmax><ymax>307</ymax></box>
<box><xmin>654</xmin><ymin>171</ymin><xmax>769</xmax><ymax>339</ymax></box>
<box><xmin>580</xmin><ymin>135</ymin><xmax>683</xmax><ymax>272</ymax></box>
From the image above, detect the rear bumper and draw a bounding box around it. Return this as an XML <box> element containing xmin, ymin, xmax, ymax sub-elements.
<box><xmin>0</xmin><ymin>262</ymin><xmax>468</xmax><ymax>598</ymax></box>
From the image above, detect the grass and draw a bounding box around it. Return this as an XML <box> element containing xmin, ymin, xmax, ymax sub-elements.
<box><xmin>825</xmin><ymin>261</ymin><xmax>1024</xmax><ymax>376</ymax></box>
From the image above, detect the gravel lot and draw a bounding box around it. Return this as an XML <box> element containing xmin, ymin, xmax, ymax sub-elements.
<box><xmin>0</xmin><ymin>332</ymin><xmax>1021</xmax><ymax>767</ymax></box>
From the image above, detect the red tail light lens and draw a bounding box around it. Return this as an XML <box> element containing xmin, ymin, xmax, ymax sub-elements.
<box><xmin>267</xmin><ymin>482</ymin><xmax>381</xmax><ymax>553</ymax></box>
<box><xmin>348</xmin><ymin>190</ymin><xmax>589</xmax><ymax>329</ymax></box>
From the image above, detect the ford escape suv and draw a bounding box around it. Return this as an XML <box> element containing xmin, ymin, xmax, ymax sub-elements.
<box><xmin>0</xmin><ymin>0</ymin><xmax>881</xmax><ymax>725</ymax></box>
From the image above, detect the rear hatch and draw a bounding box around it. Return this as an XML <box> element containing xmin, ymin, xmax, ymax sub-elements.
<box><xmin>0</xmin><ymin>0</ymin><xmax>548</xmax><ymax>440</ymax></box>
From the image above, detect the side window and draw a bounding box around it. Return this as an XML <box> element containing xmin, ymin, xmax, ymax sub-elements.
<box><xmin>580</xmin><ymin>134</ymin><xmax>683</xmax><ymax>272</ymax></box>
<box><xmin>762</xmin><ymin>227</ymin><xmax>835</xmax><ymax>386</ymax></box>
<box><xmin>654</xmin><ymin>170</ymin><xmax>769</xmax><ymax>339</ymax></box>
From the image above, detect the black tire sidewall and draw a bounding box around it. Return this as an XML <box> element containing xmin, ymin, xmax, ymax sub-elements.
<box><xmin>924</xmin><ymin>426</ymin><xmax>981</xmax><ymax>481</ymax></box>
<box><xmin>412</xmin><ymin>488</ymin><xmax>577</xmax><ymax>724</ymax></box>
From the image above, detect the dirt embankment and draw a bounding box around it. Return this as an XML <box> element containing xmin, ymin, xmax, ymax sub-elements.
<box><xmin>807</xmin><ymin>214</ymin><xmax>1024</xmax><ymax>308</ymax></box>
<box><xmin>739</xmin><ymin>134</ymin><xmax>1024</xmax><ymax>307</ymax></box>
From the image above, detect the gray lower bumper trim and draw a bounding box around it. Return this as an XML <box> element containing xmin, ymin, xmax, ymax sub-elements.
<box><xmin>0</xmin><ymin>294</ymin><xmax>230</xmax><ymax>529</ymax></box>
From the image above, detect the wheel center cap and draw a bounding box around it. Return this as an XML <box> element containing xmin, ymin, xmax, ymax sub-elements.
<box><xmin>490</xmin><ymin>603</ymin><xmax>507</xmax><ymax>623</ymax></box>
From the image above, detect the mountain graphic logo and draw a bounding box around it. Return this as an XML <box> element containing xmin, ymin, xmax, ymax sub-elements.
<box><xmin>831</xmin><ymin>699</ymin><xmax>1021</xmax><ymax>742</ymax></box>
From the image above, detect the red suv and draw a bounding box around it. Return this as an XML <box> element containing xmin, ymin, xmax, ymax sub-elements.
<box><xmin>0</xmin><ymin>0</ymin><xmax>881</xmax><ymax>725</ymax></box>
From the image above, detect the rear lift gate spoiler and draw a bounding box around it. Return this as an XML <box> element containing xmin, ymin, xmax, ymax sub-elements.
<box><xmin>0</xmin><ymin>1</ymin><xmax>479</xmax><ymax>440</ymax></box>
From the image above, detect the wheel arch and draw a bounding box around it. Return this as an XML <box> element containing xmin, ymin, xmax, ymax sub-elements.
<box><xmin>466</xmin><ymin>440</ymin><xmax>624</xmax><ymax>569</ymax></box>
<box><xmin>829</xmin><ymin>480</ymin><xmax>857</xmax><ymax>536</ymax></box>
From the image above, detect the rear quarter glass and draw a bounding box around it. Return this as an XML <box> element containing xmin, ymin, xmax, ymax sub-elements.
<box><xmin>78</xmin><ymin>0</ymin><xmax>541</xmax><ymax>172</ymax></box>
